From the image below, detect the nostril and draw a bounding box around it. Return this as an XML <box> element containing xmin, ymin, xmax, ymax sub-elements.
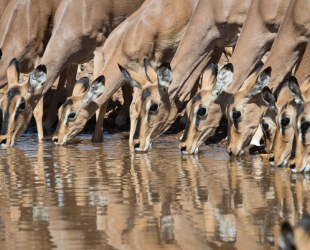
<box><xmin>180</xmin><ymin>146</ymin><xmax>186</xmax><ymax>152</ymax></box>
<box><xmin>228</xmin><ymin>151</ymin><xmax>232</xmax><ymax>156</ymax></box>
<box><xmin>53</xmin><ymin>138</ymin><xmax>58</xmax><ymax>143</ymax></box>
<box><xmin>269</xmin><ymin>156</ymin><xmax>274</xmax><ymax>162</ymax></box>
<box><xmin>134</xmin><ymin>142</ymin><xmax>140</xmax><ymax>149</ymax></box>
<box><xmin>0</xmin><ymin>139</ymin><xmax>6</xmax><ymax>145</ymax></box>
<box><xmin>289</xmin><ymin>163</ymin><xmax>296</xmax><ymax>169</ymax></box>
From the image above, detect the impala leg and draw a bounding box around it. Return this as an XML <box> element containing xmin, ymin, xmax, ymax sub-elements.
<box><xmin>66</xmin><ymin>63</ymin><xmax>78</xmax><ymax>97</ymax></box>
<box><xmin>34</xmin><ymin>96</ymin><xmax>44</xmax><ymax>143</ymax></box>
<box><xmin>91</xmin><ymin>101</ymin><xmax>108</xmax><ymax>143</ymax></box>
<box><xmin>116</xmin><ymin>84</ymin><xmax>132</xmax><ymax>127</ymax></box>
<box><xmin>43</xmin><ymin>69</ymin><xmax>67</xmax><ymax>131</ymax></box>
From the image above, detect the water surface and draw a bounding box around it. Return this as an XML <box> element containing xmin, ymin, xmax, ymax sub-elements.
<box><xmin>0</xmin><ymin>133</ymin><xmax>309</xmax><ymax>249</ymax></box>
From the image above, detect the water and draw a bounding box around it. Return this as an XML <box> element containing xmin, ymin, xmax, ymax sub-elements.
<box><xmin>0</xmin><ymin>133</ymin><xmax>309</xmax><ymax>249</ymax></box>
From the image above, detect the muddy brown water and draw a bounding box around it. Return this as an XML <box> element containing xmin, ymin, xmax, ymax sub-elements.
<box><xmin>0</xmin><ymin>133</ymin><xmax>309</xmax><ymax>249</ymax></box>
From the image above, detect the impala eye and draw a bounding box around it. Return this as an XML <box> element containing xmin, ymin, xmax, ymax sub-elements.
<box><xmin>281</xmin><ymin>117</ymin><xmax>290</xmax><ymax>127</ymax></box>
<box><xmin>232</xmin><ymin>111</ymin><xmax>241</xmax><ymax>120</ymax></box>
<box><xmin>68</xmin><ymin>112</ymin><xmax>76</xmax><ymax>121</ymax></box>
<box><xmin>149</xmin><ymin>103</ymin><xmax>159</xmax><ymax>113</ymax></box>
<box><xmin>262</xmin><ymin>123</ymin><xmax>269</xmax><ymax>131</ymax></box>
<box><xmin>18</xmin><ymin>102</ymin><xmax>26</xmax><ymax>111</ymax></box>
<box><xmin>197</xmin><ymin>107</ymin><xmax>206</xmax><ymax>117</ymax></box>
<box><xmin>301</xmin><ymin>121</ymin><xmax>310</xmax><ymax>132</ymax></box>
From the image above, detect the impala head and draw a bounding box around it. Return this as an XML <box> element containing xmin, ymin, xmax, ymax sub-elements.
<box><xmin>226</xmin><ymin>67</ymin><xmax>271</xmax><ymax>156</ymax></box>
<box><xmin>270</xmin><ymin>76</ymin><xmax>304</xmax><ymax>167</ymax></box>
<box><xmin>53</xmin><ymin>76</ymin><xmax>105</xmax><ymax>145</ymax></box>
<box><xmin>119</xmin><ymin>59</ymin><xmax>172</xmax><ymax>152</ymax></box>
<box><xmin>291</xmin><ymin>102</ymin><xmax>310</xmax><ymax>173</ymax></box>
<box><xmin>260</xmin><ymin>87</ymin><xmax>278</xmax><ymax>153</ymax></box>
<box><xmin>179</xmin><ymin>63</ymin><xmax>233</xmax><ymax>154</ymax></box>
<box><xmin>0</xmin><ymin>59</ymin><xmax>46</xmax><ymax>147</ymax></box>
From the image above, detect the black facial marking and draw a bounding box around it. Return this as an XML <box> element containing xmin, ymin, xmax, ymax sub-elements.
<box><xmin>181</xmin><ymin>120</ymin><xmax>190</xmax><ymax>142</ymax></box>
<box><xmin>133</xmin><ymin>116</ymin><xmax>141</xmax><ymax>139</ymax></box>
<box><xmin>63</xmin><ymin>99</ymin><xmax>73</xmax><ymax>108</ymax></box>
<box><xmin>1</xmin><ymin>88</ymin><xmax>21</xmax><ymax>135</ymax></box>
<box><xmin>290</xmin><ymin>136</ymin><xmax>296</xmax><ymax>159</ymax></box>
<box><xmin>142</xmin><ymin>88</ymin><xmax>151</xmax><ymax>101</ymax></box>
<box><xmin>192</xmin><ymin>93</ymin><xmax>201</xmax><ymax>104</ymax></box>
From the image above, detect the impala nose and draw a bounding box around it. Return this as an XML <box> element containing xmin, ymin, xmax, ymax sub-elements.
<box><xmin>289</xmin><ymin>163</ymin><xmax>296</xmax><ymax>169</ymax></box>
<box><xmin>134</xmin><ymin>142</ymin><xmax>140</xmax><ymax>149</ymax></box>
<box><xmin>227</xmin><ymin>148</ymin><xmax>233</xmax><ymax>156</ymax></box>
<box><xmin>0</xmin><ymin>138</ymin><xmax>7</xmax><ymax>145</ymax></box>
<box><xmin>269</xmin><ymin>156</ymin><xmax>274</xmax><ymax>162</ymax></box>
<box><xmin>180</xmin><ymin>146</ymin><xmax>186</xmax><ymax>152</ymax></box>
<box><xmin>53</xmin><ymin>137</ymin><xmax>58</xmax><ymax>144</ymax></box>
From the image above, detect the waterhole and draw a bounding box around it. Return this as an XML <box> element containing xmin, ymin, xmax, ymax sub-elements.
<box><xmin>0</xmin><ymin>133</ymin><xmax>309</xmax><ymax>249</ymax></box>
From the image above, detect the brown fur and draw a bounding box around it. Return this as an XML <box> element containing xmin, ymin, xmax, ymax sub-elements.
<box><xmin>52</xmin><ymin>0</ymin><xmax>195</xmax><ymax>145</ymax></box>
<box><xmin>179</xmin><ymin>63</ymin><xmax>234</xmax><ymax>154</ymax></box>
<box><xmin>0</xmin><ymin>0</ymin><xmax>145</xmax><ymax>146</ymax></box>
<box><xmin>164</xmin><ymin>0</ymin><xmax>293</xmax><ymax>153</ymax></box>
<box><xmin>0</xmin><ymin>60</ymin><xmax>47</xmax><ymax>147</ymax></box>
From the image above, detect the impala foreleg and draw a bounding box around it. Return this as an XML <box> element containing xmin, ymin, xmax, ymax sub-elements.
<box><xmin>34</xmin><ymin>96</ymin><xmax>44</xmax><ymax>143</ymax></box>
<box><xmin>91</xmin><ymin>101</ymin><xmax>108</xmax><ymax>142</ymax></box>
<box><xmin>116</xmin><ymin>84</ymin><xmax>132</xmax><ymax>127</ymax></box>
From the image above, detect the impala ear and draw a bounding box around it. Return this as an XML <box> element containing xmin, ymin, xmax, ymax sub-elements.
<box><xmin>144</xmin><ymin>58</ymin><xmax>157</xmax><ymax>83</ymax></box>
<box><xmin>288</xmin><ymin>76</ymin><xmax>303</xmax><ymax>104</ymax></box>
<box><xmin>262</xmin><ymin>86</ymin><xmax>277</xmax><ymax>112</ymax></box>
<box><xmin>72</xmin><ymin>77</ymin><xmax>89</xmax><ymax>96</ymax></box>
<box><xmin>7</xmin><ymin>58</ymin><xmax>20</xmax><ymax>86</ymax></box>
<box><xmin>245</xmin><ymin>67</ymin><xmax>271</xmax><ymax>98</ymax></box>
<box><xmin>200</xmin><ymin>63</ymin><xmax>218</xmax><ymax>90</ymax></box>
<box><xmin>28</xmin><ymin>64</ymin><xmax>47</xmax><ymax>93</ymax></box>
<box><xmin>118</xmin><ymin>64</ymin><xmax>147</xmax><ymax>89</ymax></box>
<box><xmin>157</xmin><ymin>62</ymin><xmax>172</xmax><ymax>91</ymax></box>
<box><xmin>211</xmin><ymin>63</ymin><xmax>233</xmax><ymax>97</ymax></box>
<box><xmin>82</xmin><ymin>75</ymin><xmax>105</xmax><ymax>106</ymax></box>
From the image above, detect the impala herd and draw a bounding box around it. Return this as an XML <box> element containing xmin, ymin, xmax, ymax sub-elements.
<box><xmin>2</xmin><ymin>0</ymin><xmax>310</xmax><ymax>246</ymax></box>
<box><xmin>1</xmin><ymin>0</ymin><xmax>310</xmax><ymax>167</ymax></box>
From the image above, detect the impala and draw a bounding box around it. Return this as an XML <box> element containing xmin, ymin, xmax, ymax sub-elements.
<box><xmin>52</xmin><ymin>0</ymin><xmax>197</xmax><ymax>145</ymax></box>
<box><xmin>179</xmin><ymin>63</ymin><xmax>233</xmax><ymax>154</ymax></box>
<box><xmin>163</xmin><ymin>0</ymin><xmax>290</xmax><ymax>143</ymax></box>
<box><xmin>0</xmin><ymin>0</ymin><xmax>145</xmax><ymax>147</ymax></box>
<box><xmin>269</xmin><ymin>76</ymin><xmax>310</xmax><ymax>167</ymax></box>
<box><xmin>226</xmin><ymin>0</ymin><xmax>310</xmax><ymax>156</ymax></box>
<box><xmin>0</xmin><ymin>59</ymin><xmax>47</xmax><ymax>147</ymax></box>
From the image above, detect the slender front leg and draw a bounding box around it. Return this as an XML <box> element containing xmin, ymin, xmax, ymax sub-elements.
<box><xmin>91</xmin><ymin>101</ymin><xmax>108</xmax><ymax>142</ymax></box>
<box><xmin>34</xmin><ymin>96</ymin><xmax>44</xmax><ymax>143</ymax></box>
<box><xmin>115</xmin><ymin>84</ymin><xmax>132</xmax><ymax>126</ymax></box>
<box><xmin>65</xmin><ymin>63</ymin><xmax>79</xmax><ymax>97</ymax></box>
<box><xmin>43</xmin><ymin>69</ymin><xmax>67</xmax><ymax>131</ymax></box>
